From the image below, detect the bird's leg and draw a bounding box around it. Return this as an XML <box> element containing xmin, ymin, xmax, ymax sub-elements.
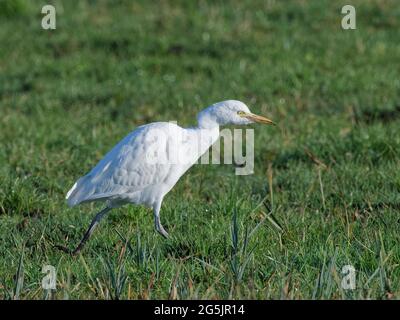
<box><xmin>56</xmin><ymin>206</ymin><xmax>112</xmax><ymax>255</ymax></box>
<box><xmin>153</xmin><ymin>201</ymin><xmax>169</xmax><ymax>238</ymax></box>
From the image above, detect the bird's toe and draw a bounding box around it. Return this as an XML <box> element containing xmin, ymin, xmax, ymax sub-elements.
<box><xmin>156</xmin><ymin>226</ymin><xmax>169</xmax><ymax>239</ymax></box>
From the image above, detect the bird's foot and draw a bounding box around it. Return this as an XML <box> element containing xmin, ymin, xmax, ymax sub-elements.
<box><xmin>54</xmin><ymin>244</ymin><xmax>77</xmax><ymax>256</ymax></box>
<box><xmin>156</xmin><ymin>225</ymin><xmax>169</xmax><ymax>239</ymax></box>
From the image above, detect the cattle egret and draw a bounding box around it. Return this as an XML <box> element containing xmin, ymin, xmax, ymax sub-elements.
<box><xmin>58</xmin><ymin>100</ymin><xmax>275</xmax><ymax>255</ymax></box>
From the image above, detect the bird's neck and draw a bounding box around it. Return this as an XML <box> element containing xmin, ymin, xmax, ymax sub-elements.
<box><xmin>191</xmin><ymin>123</ymin><xmax>220</xmax><ymax>156</ymax></box>
<box><xmin>197</xmin><ymin>111</ymin><xmax>220</xmax><ymax>129</ymax></box>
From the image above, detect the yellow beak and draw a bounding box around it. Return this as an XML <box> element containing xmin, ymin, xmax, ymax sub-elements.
<box><xmin>243</xmin><ymin>112</ymin><xmax>276</xmax><ymax>125</ymax></box>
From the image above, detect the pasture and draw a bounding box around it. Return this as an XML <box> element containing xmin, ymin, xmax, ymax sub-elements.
<box><xmin>0</xmin><ymin>0</ymin><xmax>399</xmax><ymax>299</ymax></box>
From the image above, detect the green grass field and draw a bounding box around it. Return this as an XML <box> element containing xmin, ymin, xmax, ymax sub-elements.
<box><xmin>1</xmin><ymin>0</ymin><xmax>400</xmax><ymax>299</ymax></box>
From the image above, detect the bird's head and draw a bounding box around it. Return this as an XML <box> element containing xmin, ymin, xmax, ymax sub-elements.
<box><xmin>198</xmin><ymin>100</ymin><xmax>275</xmax><ymax>128</ymax></box>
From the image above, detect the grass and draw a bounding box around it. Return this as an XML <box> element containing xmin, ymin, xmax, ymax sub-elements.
<box><xmin>1</xmin><ymin>0</ymin><xmax>400</xmax><ymax>299</ymax></box>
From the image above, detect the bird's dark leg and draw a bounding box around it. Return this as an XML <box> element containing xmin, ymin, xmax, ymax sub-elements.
<box><xmin>55</xmin><ymin>206</ymin><xmax>112</xmax><ymax>255</ymax></box>
<box><xmin>153</xmin><ymin>201</ymin><xmax>169</xmax><ymax>238</ymax></box>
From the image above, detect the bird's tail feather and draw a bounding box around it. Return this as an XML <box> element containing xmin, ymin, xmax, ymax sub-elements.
<box><xmin>65</xmin><ymin>176</ymin><xmax>93</xmax><ymax>207</ymax></box>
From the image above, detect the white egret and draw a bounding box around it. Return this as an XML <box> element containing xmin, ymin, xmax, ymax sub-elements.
<box><xmin>58</xmin><ymin>100</ymin><xmax>275</xmax><ymax>255</ymax></box>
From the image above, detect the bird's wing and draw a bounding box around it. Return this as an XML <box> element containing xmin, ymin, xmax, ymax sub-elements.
<box><xmin>66</xmin><ymin>123</ymin><xmax>181</xmax><ymax>206</ymax></box>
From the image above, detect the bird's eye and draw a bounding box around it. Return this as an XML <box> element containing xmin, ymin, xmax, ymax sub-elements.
<box><xmin>237</xmin><ymin>111</ymin><xmax>245</xmax><ymax>116</ymax></box>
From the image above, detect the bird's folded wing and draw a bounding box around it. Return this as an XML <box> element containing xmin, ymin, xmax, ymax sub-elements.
<box><xmin>66</xmin><ymin>124</ymin><xmax>174</xmax><ymax>206</ymax></box>
<box><xmin>66</xmin><ymin>122</ymin><xmax>205</xmax><ymax>207</ymax></box>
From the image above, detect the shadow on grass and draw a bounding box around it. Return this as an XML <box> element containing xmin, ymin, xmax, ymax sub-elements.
<box><xmin>355</xmin><ymin>105</ymin><xmax>400</xmax><ymax>124</ymax></box>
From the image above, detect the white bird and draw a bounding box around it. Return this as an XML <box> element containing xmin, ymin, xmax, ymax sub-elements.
<box><xmin>58</xmin><ymin>100</ymin><xmax>274</xmax><ymax>255</ymax></box>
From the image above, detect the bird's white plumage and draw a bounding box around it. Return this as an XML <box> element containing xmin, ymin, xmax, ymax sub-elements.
<box><xmin>65</xmin><ymin>100</ymin><xmax>273</xmax><ymax>240</ymax></box>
